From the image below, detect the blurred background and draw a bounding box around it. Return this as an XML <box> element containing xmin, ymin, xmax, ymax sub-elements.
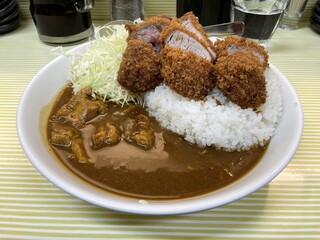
<box><xmin>16</xmin><ymin>0</ymin><xmax>316</xmax><ymax>24</ymax></box>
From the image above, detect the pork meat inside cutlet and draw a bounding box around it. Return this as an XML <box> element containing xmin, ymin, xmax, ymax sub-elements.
<box><xmin>160</xmin><ymin>21</ymin><xmax>215</xmax><ymax>62</ymax></box>
<box><xmin>117</xmin><ymin>39</ymin><xmax>162</xmax><ymax>93</ymax></box>
<box><xmin>126</xmin><ymin>15</ymin><xmax>172</xmax><ymax>54</ymax></box>
<box><xmin>213</xmin><ymin>36</ymin><xmax>269</xmax><ymax>70</ymax></box>
<box><xmin>178</xmin><ymin>12</ymin><xmax>216</xmax><ymax>61</ymax></box>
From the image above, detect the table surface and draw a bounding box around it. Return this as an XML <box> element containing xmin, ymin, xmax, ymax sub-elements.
<box><xmin>0</xmin><ymin>20</ymin><xmax>320</xmax><ymax>239</ymax></box>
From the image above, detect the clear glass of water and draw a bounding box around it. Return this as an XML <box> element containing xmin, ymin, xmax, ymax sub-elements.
<box><xmin>231</xmin><ymin>0</ymin><xmax>290</xmax><ymax>46</ymax></box>
<box><xmin>280</xmin><ymin>0</ymin><xmax>309</xmax><ymax>30</ymax></box>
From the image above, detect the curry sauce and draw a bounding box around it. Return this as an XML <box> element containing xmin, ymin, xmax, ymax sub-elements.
<box><xmin>47</xmin><ymin>86</ymin><xmax>266</xmax><ymax>200</ymax></box>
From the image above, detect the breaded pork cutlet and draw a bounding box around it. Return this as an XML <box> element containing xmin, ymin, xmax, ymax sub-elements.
<box><xmin>117</xmin><ymin>39</ymin><xmax>162</xmax><ymax>93</ymax></box>
<box><xmin>213</xmin><ymin>36</ymin><xmax>268</xmax><ymax>109</ymax></box>
<box><xmin>160</xmin><ymin>19</ymin><xmax>216</xmax><ymax>99</ymax></box>
<box><xmin>215</xmin><ymin>51</ymin><xmax>267</xmax><ymax>109</ymax></box>
<box><xmin>117</xmin><ymin>15</ymin><xmax>172</xmax><ymax>93</ymax></box>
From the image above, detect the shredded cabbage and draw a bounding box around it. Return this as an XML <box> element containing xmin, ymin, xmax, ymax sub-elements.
<box><xmin>68</xmin><ymin>24</ymin><xmax>142</xmax><ymax>105</ymax></box>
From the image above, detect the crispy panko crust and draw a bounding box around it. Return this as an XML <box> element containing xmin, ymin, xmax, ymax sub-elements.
<box><xmin>213</xmin><ymin>36</ymin><xmax>269</xmax><ymax>70</ymax></box>
<box><xmin>215</xmin><ymin>51</ymin><xmax>267</xmax><ymax>109</ymax></box>
<box><xmin>117</xmin><ymin>39</ymin><xmax>162</xmax><ymax>93</ymax></box>
<box><xmin>161</xmin><ymin>46</ymin><xmax>216</xmax><ymax>100</ymax></box>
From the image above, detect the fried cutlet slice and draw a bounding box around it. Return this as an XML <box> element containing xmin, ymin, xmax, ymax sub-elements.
<box><xmin>161</xmin><ymin>46</ymin><xmax>216</xmax><ymax>100</ymax></box>
<box><xmin>215</xmin><ymin>51</ymin><xmax>267</xmax><ymax>109</ymax></box>
<box><xmin>117</xmin><ymin>39</ymin><xmax>162</xmax><ymax>93</ymax></box>
<box><xmin>117</xmin><ymin>16</ymin><xmax>171</xmax><ymax>93</ymax></box>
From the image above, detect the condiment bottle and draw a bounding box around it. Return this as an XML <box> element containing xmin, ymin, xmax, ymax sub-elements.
<box><xmin>112</xmin><ymin>0</ymin><xmax>145</xmax><ymax>21</ymax></box>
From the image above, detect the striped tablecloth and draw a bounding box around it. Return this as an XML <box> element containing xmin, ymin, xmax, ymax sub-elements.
<box><xmin>1</xmin><ymin>13</ymin><xmax>320</xmax><ymax>240</ymax></box>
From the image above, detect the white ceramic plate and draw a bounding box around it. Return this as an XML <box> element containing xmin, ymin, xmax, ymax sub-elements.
<box><xmin>17</xmin><ymin>42</ymin><xmax>303</xmax><ymax>215</ymax></box>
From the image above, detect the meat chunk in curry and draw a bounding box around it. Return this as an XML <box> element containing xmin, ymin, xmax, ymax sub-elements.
<box><xmin>121</xmin><ymin>114</ymin><xmax>155</xmax><ymax>150</ymax></box>
<box><xmin>92</xmin><ymin>123</ymin><xmax>121</xmax><ymax>148</ymax></box>
<box><xmin>49</xmin><ymin>123</ymin><xmax>93</xmax><ymax>164</ymax></box>
<box><xmin>53</xmin><ymin>87</ymin><xmax>108</xmax><ymax>128</ymax></box>
<box><xmin>50</xmin><ymin>122</ymin><xmax>80</xmax><ymax>147</ymax></box>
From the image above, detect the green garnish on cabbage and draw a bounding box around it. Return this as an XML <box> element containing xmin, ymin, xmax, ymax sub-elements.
<box><xmin>69</xmin><ymin>24</ymin><xmax>141</xmax><ymax>105</ymax></box>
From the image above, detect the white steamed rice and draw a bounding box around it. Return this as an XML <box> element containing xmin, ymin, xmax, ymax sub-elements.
<box><xmin>144</xmin><ymin>68</ymin><xmax>283</xmax><ymax>151</ymax></box>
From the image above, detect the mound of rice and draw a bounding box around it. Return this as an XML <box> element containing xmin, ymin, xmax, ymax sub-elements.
<box><xmin>144</xmin><ymin>68</ymin><xmax>282</xmax><ymax>151</ymax></box>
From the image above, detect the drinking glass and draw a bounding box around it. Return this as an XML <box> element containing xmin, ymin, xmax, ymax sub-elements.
<box><xmin>280</xmin><ymin>0</ymin><xmax>309</xmax><ymax>30</ymax></box>
<box><xmin>30</xmin><ymin>0</ymin><xmax>95</xmax><ymax>45</ymax></box>
<box><xmin>231</xmin><ymin>0</ymin><xmax>289</xmax><ymax>45</ymax></box>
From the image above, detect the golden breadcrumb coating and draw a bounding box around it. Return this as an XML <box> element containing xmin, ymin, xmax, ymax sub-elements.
<box><xmin>161</xmin><ymin>46</ymin><xmax>216</xmax><ymax>100</ymax></box>
<box><xmin>117</xmin><ymin>39</ymin><xmax>162</xmax><ymax>93</ymax></box>
<box><xmin>215</xmin><ymin>51</ymin><xmax>267</xmax><ymax>109</ymax></box>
